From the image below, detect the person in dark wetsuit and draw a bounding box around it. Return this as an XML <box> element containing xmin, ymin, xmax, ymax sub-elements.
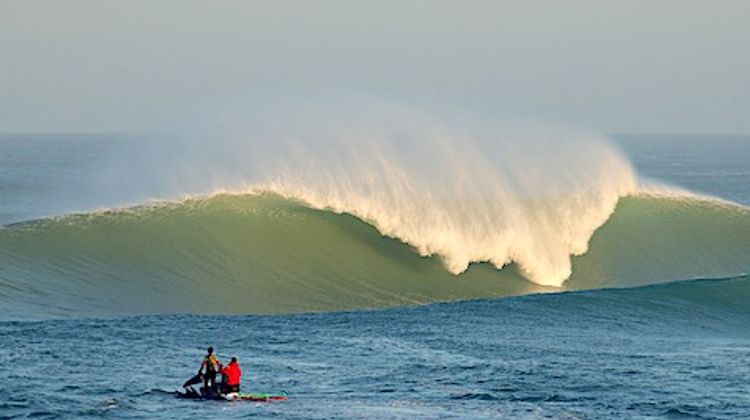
<box><xmin>200</xmin><ymin>346</ymin><xmax>222</xmax><ymax>395</ymax></box>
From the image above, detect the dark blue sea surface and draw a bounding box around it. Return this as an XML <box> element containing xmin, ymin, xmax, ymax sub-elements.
<box><xmin>2</xmin><ymin>277</ymin><xmax>750</xmax><ymax>419</ymax></box>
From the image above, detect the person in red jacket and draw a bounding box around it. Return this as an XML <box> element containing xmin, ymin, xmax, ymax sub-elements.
<box><xmin>221</xmin><ymin>357</ymin><xmax>242</xmax><ymax>394</ymax></box>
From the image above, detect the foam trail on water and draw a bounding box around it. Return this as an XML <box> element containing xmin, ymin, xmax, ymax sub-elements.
<box><xmin>174</xmin><ymin>102</ymin><xmax>638</xmax><ymax>287</ymax></box>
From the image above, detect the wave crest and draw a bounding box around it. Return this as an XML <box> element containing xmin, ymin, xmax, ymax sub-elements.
<box><xmin>189</xmin><ymin>107</ymin><xmax>638</xmax><ymax>286</ymax></box>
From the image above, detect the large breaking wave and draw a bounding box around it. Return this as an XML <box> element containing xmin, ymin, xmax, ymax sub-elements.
<box><xmin>139</xmin><ymin>103</ymin><xmax>640</xmax><ymax>288</ymax></box>
<box><xmin>1</xmin><ymin>192</ymin><xmax>748</xmax><ymax>319</ymax></box>
<box><xmin>1</xmin><ymin>103</ymin><xmax>748</xmax><ymax>318</ymax></box>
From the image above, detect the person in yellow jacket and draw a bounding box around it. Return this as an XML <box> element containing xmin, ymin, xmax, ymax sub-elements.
<box><xmin>200</xmin><ymin>346</ymin><xmax>222</xmax><ymax>393</ymax></box>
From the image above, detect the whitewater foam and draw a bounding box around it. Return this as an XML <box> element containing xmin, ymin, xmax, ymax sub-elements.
<box><xmin>219</xmin><ymin>108</ymin><xmax>641</xmax><ymax>287</ymax></box>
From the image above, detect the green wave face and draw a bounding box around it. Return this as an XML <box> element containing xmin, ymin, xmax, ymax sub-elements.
<box><xmin>0</xmin><ymin>193</ymin><xmax>748</xmax><ymax>318</ymax></box>
<box><xmin>0</xmin><ymin>194</ymin><xmax>541</xmax><ymax>318</ymax></box>
<box><xmin>570</xmin><ymin>195</ymin><xmax>750</xmax><ymax>290</ymax></box>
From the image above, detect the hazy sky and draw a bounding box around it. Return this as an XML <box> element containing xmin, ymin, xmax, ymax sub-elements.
<box><xmin>1</xmin><ymin>0</ymin><xmax>749</xmax><ymax>134</ymax></box>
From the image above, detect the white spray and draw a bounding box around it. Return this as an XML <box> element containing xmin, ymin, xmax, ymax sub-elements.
<box><xmin>124</xmin><ymin>99</ymin><xmax>638</xmax><ymax>287</ymax></box>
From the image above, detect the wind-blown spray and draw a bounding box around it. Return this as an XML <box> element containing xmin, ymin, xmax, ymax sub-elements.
<box><xmin>178</xmin><ymin>102</ymin><xmax>638</xmax><ymax>286</ymax></box>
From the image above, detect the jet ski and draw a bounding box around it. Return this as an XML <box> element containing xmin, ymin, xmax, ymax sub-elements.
<box><xmin>177</xmin><ymin>373</ymin><xmax>287</xmax><ymax>402</ymax></box>
<box><xmin>176</xmin><ymin>388</ymin><xmax>288</xmax><ymax>402</ymax></box>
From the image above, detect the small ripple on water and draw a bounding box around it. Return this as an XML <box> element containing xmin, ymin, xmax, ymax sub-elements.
<box><xmin>26</xmin><ymin>411</ymin><xmax>61</xmax><ymax>419</ymax></box>
<box><xmin>450</xmin><ymin>392</ymin><xmax>500</xmax><ymax>401</ymax></box>
<box><xmin>661</xmin><ymin>406</ymin><xmax>707</xmax><ymax>419</ymax></box>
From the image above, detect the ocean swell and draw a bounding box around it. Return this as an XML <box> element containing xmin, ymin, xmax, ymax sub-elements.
<box><xmin>0</xmin><ymin>192</ymin><xmax>748</xmax><ymax>319</ymax></box>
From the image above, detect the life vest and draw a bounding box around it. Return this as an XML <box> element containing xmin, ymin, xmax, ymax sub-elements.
<box><xmin>204</xmin><ymin>354</ymin><xmax>220</xmax><ymax>373</ymax></box>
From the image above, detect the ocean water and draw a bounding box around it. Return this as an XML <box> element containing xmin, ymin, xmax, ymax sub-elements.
<box><xmin>1</xmin><ymin>132</ymin><xmax>749</xmax><ymax>418</ymax></box>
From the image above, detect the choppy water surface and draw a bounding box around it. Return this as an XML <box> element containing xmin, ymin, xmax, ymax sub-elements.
<box><xmin>2</xmin><ymin>277</ymin><xmax>750</xmax><ymax>419</ymax></box>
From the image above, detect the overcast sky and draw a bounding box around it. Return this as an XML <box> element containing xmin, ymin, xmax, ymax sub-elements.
<box><xmin>1</xmin><ymin>0</ymin><xmax>749</xmax><ymax>134</ymax></box>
